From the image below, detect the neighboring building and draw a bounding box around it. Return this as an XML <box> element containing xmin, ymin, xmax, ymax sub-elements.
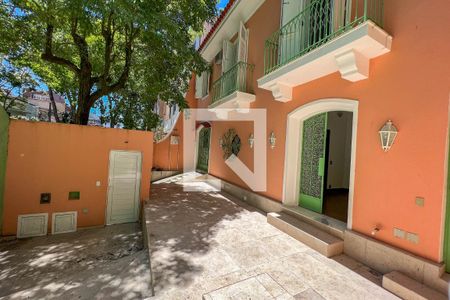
<box><xmin>153</xmin><ymin>100</ymin><xmax>180</xmax><ymax>142</ymax></box>
<box><xmin>154</xmin><ymin>0</ymin><xmax>450</xmax><ymax>296</ymax></box>
<box><xmin>23</xmin><ymin>89</ymin><xmax>66</xmax><ymax>122</ymax></box>
<box><xmin>88</xmin><ymin>113</ymin><xmax>102</xmax><ymax>126</ymax></box>
<box><xmin>0</xmin><ymin>97</ymin><xmax>39</xmax><ymax>120</ymax></box>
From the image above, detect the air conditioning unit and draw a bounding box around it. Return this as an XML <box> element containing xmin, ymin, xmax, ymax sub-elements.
<box><xmin>214</xmin><ymin>50</ymin><xmax>223</xmax><ymax>65</ymax></box>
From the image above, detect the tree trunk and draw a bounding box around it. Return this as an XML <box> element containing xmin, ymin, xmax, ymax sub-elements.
<box><xmin>48</xmin><ymin>88</ymin><xmax>60</xmax><ymax>122</ymax></box>
<box><xmin>80</xmin><ymin>110</ymin><xmax>90</xmax><ymax>125</ymax></box>
<box><xmin>48</xmin><ymin>102</ymin><xmax>52</xmax><ymax>122</ymax></box>
<box><xmin>74</xmin><ymin>101</ymin><xmax>91</xmax><ymax>125</ymax></box>
<box><xmin>75</xmin><ymin>78</ymin><xmax>93</xmax><ymax>125</ymax></box>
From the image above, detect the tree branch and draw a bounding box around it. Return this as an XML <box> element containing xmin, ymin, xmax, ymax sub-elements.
<box><xmin>101</xmin><ymin>11</ymin><xmax>115</xmax><ymax>87</ymax></box>
<box><xmin>70</xmin><ymin>18</ymin><xmax>92</xmax><ymax>75</ymax></box>
<box><xmin>87</xmin><ymin>23</ymin><xmax>137</xmax><ymax>106</ymax></box>
<box><xmin>41</xmin><ymin>24</ymin><xmax>80</xmax><ymax>75</ymax></box>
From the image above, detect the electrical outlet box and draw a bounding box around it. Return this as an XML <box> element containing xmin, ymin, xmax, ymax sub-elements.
<box><xmin>393</xmin><ymin>228</ymin><xmax>405</xmax><ymax>239</ymax></box>
<box><xmin>40</xmin><ymin>193</ymin><xmax>51</xmax><ymax>204</ymax></box>
<box><xmin>170</xmin><ymin>135</ymin><xmax>180</xmax><ymax>145</ymax></box>
<box><xmin>68</xmin><ymin>191</ymin><xmax>80</xmax><ymax>200</ymax></box>
<box><xmin>82</xmin><ymin>208</ymin><xmax>89</xmax><ymax>214</ymax></box>
<box><xmin>415</xmin><ymin>197</ymin><xmax>425</xmax><ymax>207</ymax></box>
<box><xmin>406</xmin><ymin>232</ymin><xmax>419</xmax><ymax>244</ymax></box>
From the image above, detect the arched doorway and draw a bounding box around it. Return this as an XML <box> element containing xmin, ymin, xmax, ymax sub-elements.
<box><xmin>195</xmin><ymin>123</ymin><xmax>211</xmax><ymax>173</ymax></box>
<box><xmin>283</xmin><ymin>99</ymin><xmax>358</xmax><ymax>228</ymax></box>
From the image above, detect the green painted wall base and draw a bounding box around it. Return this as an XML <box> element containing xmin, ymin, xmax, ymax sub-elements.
<box><xmin>443</xmin><ymin>133</ymin><xmax>450</xmax><ymax>272</ymax></box>
<box><xmin>0</xmin><ymin>106</ymin><xmax>9</xmax><ymax>234</ymax></box>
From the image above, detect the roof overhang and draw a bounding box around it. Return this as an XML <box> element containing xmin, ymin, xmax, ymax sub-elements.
<box><xmin>200</xmin><ymin>0</ymin><xmax>266</xmax><ymax>62</ymax></box>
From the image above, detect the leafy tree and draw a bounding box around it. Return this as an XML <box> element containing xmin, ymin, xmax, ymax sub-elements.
<box><xmin>97</xmin><ymin>87</ymin><xmax>161</xmax><ymax>131</ymax></box>
<box><xmin>0</xmin><ymin>60</ymin><xmax>37</xmax><ymax>113</ymax></box>
<box><xmin>4</xmin><ymin>0</ymin><xmax>215</xmax><ymax>125</ymax></box>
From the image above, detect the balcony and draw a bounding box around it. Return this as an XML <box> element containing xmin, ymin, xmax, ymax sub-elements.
<box><xmin>258</xmin><ymin>0</ymin><xmax>392</xmax><ymax>102</ymax></box>
<box><xmin>210</xmin><ymin>62</ymin><xmax>256</xmax><ymax>109</ymax></box>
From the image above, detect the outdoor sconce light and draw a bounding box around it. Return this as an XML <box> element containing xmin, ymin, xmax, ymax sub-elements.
<box><xmin>269</xmin><ymin>131</ymin><xmax>276</xmax><ymax>149</ymax></box>
<box><xmin>379</xmin><ymin>120</ymin><xmax>398</xmax><ymax>152</ymax></box>
<box><xmin>219</xmin><ymin>138</ymin><xmax>224</xmax><ymax>148</ymax></box>
<box><xmin>248</xmin><ymin>133</ymin><xmax>254</xmax><ymax>149</ymax></box>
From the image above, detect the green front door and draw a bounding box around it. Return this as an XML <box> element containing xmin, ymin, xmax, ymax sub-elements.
<box><xmin>196</xmin><ymin>127</ymin><xmax>211</xmax><ymax>173</ymax></box>
<box><xmin>299</xmin><ymin>113</ymin><xmax>328</xmax><ymax>213</ymax></box>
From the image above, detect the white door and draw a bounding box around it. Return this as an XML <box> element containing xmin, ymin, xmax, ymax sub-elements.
<box><xmin>106</xmin><ymin>151</ymin><xmax>142</xmax><ymax>225</ymax></box>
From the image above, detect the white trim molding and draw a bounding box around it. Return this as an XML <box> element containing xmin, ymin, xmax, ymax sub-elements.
<box><xmin>200</xmin><ymin>0</ymin><xmax>265</xmax><ymax>62</ymax></box>
<box><xmin>208</xmin><ymin>91</ymin><xmax>256</xmax><ymax>109</ymax></box>
<box><xmin>282</xmin><ymin>98</ymin><xmax>358</xmax><ymax>229</ymax></box>
<box><xmin>258</xmin><ymin>21</ymin><xmax>392</xmax><ymax>102</ymax></box>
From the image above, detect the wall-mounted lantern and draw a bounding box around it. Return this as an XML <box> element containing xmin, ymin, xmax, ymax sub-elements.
<box><xmin>248</xmin><ymin>133</ymin><xmax>254</xmax><ymax>149</ymax></box>
<box><xmin>269</xmin><ymin>131</ymin><xmax>276</xmax><ymax>149</ymax></box>
<box><xmin>379</xmin><ymin>120</ymin><xmax>398</xmax><ymax>152</ymax></box>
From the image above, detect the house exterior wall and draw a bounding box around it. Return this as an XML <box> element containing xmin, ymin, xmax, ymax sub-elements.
<box><xmin>193</xmin><ymin>0</ymin><xmax>450</xmax><ymax>263</ymax></box>
<box><xmin>2</xmin><ymin>120</ymin><xmax>153</xmax><ymax>236</ymax></box>
<box><xmin>153</xmin><ymin>76</ymin><xmax>197</xmax><ymax>171</ymax></box>
<box><xmin>0</xmin><ymin>106</ymin><xmax>9</xmax><ymax>233</ymax></box>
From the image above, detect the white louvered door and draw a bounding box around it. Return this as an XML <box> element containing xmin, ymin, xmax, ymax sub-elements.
<box><xmin>106</xmin><ymin>151</ymin><xmax>142</xmax><ymax>225</ymax></box>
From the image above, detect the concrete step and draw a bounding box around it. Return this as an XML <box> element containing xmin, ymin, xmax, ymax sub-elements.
<box><xmin>436</xmin><ymin>272</ymin><xmax>450</xmax><ymax>295</ymax></box>
<box><xmin>282</xmin><ymin>205</ymin><xmax>346</xmax><ymax>239</ymax></box>
<box><xmin>382</xmin><ymin>271</ymin><xmax>447</xmax><ymax>300</ymax></box>
<box><xmin>267</xmin><ymin>212</ymin><xmax>343</xmax><ymax>258</ymax></box>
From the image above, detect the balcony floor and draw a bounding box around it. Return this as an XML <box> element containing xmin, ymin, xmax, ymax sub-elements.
<box><xmin>258</xmin><ymin>20</ymin><xmax>392</xmax><ymax>102</ymax></box>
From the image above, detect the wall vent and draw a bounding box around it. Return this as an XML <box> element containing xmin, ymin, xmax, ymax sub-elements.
<box><xmin>17</xmin><ymin>213</ymin><xmax>48</xmax><ymax>238</ymax></box>
<box><xmin>52</xmin><ymin>211</ymin><xmax>77</xmax><ymax>234</ymax></box>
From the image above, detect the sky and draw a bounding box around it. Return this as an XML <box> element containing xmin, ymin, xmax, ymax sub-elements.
<box><xmin>217</xmin><ymin>0</ymin><xmax>230</xmax><ymax>10</ymax></box>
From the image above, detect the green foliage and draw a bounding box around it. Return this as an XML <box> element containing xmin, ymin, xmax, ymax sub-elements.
<box><xmin>0</xmin><ymin>60</ymin><xmax>37</xmax><ymax>112</ymax></box>
<box><xmin>1</xmin><ymin>0</ymin><xmax>216</xmax><ymax>124</ymax></box>
<box><xmin>96</xmin><ymin>88</ymin><xmax>162</xmax><ymax>131</ymax></box>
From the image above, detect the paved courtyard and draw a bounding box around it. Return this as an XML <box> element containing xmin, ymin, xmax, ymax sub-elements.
<box><xmin>0</xmin><ymin>223</ymin><xmax>151</xmax><ymax>299</ymax></box>
<box><xmin>147</xmin><ymin>174</ymin><xmax>398</xmax><ymax>299</ymax></box>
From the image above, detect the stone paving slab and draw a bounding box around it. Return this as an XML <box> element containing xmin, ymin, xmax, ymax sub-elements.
<box><xmin>146</xmin><ymin>174</ymin><xmax>399</xmax><ymax>299</ymax></box>
<box><xmin>0</xmin><ymin>223</ymin><xmax>151</xmax><ymax>299</ymax></box>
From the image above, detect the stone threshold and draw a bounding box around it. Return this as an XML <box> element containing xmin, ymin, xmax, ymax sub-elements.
<box><xmin>268</xmin><ymin>211</ymin><xmax>344</xmax><ymax>258</ymax></box>
<box><xmin>282</xmin><ymin>205</ymin><xmax>347</xmax><ymax>240</ymax></box>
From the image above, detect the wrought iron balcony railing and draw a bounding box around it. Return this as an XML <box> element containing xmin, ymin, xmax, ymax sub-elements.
<box><xmin>211</xmin><ymin>62</ymin><xmax>255</xmax><ymax>105</ymax></box>
<box><xmin>264</xmin><ymin>0</ymin><xmax>384</xmax><ymax>75</ymax></box>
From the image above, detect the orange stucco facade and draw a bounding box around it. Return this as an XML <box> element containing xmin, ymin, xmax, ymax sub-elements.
<box><xmin>177</xmin><ymin>0</ymin><xmax>450</xmax><ymax>263</ymax></box>
<box><xmin>153</xmin><ymin>76</ymin><xmax>197</xmax><ymax>171</ymax></box>
<box><xmin>2</xmin><ymin>120</ymin><xmax>153</xmax><ymax>235</ymax></box>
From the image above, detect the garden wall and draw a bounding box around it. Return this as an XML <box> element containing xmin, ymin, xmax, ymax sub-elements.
<box><xmin>2</xmin><ymin>120</ymin><xmax>153</xmax><ymax>236</ymax></box>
